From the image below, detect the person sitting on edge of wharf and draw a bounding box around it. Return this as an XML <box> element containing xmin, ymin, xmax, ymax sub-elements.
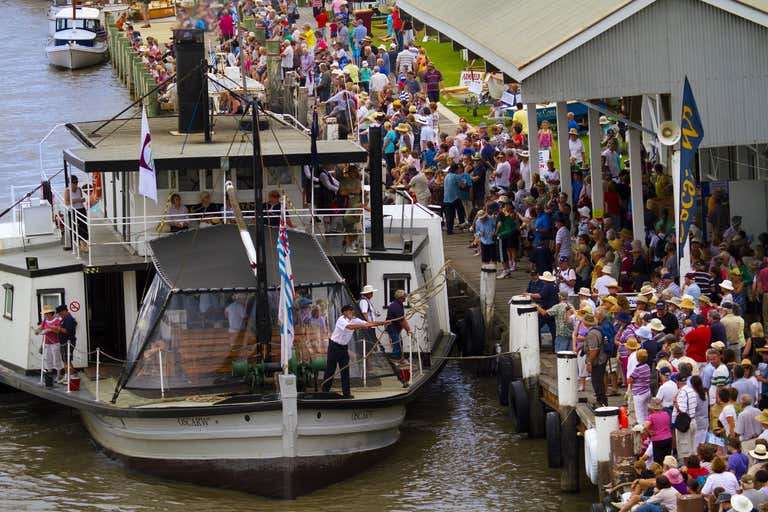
<box><xmin>322</xmin><ymin>304</ymin><xmax>390</xmax><ymax>398</ymax></box>
<box><xmin>386</xmin><ymin>289</ymin><xmax>412</xmax><ymax>363</ymax></box>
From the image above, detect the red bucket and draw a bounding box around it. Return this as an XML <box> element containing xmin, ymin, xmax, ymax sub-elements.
<box><xmin>68</xmin><ymin>376</ymin><xmax>80</xmax><ymax>392</ymax></box>
<box><xmin>399</xmin><ymin>368</ymin><xmax>410</xmax><ymax>383</ymax></box>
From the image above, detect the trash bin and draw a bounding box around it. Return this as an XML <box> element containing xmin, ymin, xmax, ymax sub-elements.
<box><xmin>354</xmin><ymin>9</ymin><xmax>373</xmax><ymax>34</ymax></box>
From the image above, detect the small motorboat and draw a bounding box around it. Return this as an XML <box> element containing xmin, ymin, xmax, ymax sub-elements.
<box><xmin>46</xmin><ymin>6</ymin><xmax>109</xmax><ymax>70</ymax></box>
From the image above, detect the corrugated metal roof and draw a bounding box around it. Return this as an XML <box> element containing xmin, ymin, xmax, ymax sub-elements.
<box><xmin>399</xmin><ymin>0</ymin><xmax>631</xmax><ymax>70</ymax></box>
<box><xmin>399</xmin><ymin>0</ymin><xmax>768</xmax><ymax>80</ymax></box>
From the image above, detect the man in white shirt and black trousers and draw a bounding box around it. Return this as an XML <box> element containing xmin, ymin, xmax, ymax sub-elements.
<box><xmin>322</xmin><ymin>304</ymin><xmax>390</xmax><ymax>398</ymax></box>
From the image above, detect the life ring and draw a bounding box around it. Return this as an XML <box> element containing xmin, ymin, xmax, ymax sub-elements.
<box><xmin>584</xmin><ymin>428</ymin><xmax>599</xmax><ymax>485</ymax></box>
<box><xmin>88</xmin><ymin>172</ymin><xmax>102</xmax><ymax>206</ymax></box>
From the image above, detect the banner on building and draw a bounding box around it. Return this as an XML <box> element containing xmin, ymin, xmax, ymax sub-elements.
<box><xmin>678</xmin><ymin>77</ymin><xmax>704</xmax><ymax>251</ymax></box>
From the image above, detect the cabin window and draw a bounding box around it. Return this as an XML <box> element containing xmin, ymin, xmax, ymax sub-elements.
<box><xmin>156</xmin><ymin>170</ymin><xmax>171</xmax><ymax>190</ymax></box>
<box><xmin>383</xmin><ymin>274</ymin><xmax>410</xmax><ymax>307</ymax></box>
<box><xmin>178</xmin><ymin>170</ymin><xmax>201</xmax><ymax>192</ymax></box>
<box><xmin>2</xmin><ymin>284</ymin><xmax>12</xmax><ymax>320</ymax></box>
<box><xmin>267</xmin><ymin>166</ymin><xmax>294</xmax><ymax>186</ymax></box>
<box><xmin>235</xmin><ymin>168</ymin><xmax>254</xmax><ymax>190</ymax></box>
<box><xmin>204</xmin><ymin>170</ymin><xmax>215</xmax><ymax>189</ymax></box>
<box><xmin>36</xmin><ymin>289</ymin><xmax>65</xmax><ymax>322</ymax></box>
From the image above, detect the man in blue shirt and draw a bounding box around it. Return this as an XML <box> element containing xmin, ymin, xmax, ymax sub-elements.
<box><xmin>567</xmin><ymin>112</ymin><xmax>579</xmax><ymax>132</ymax></box>
<box><xmin>404</xmin><ymin>71</ymin><xmax>421</xmax><ymax>96</ymax></box>
<box><xmin>352</xmin><ymin>19</ymin><xmax>367</xmax><ymax>64</ymax></box>
<box><xmin>533</xmin><ymin>205</ymin><xmax>552</xmax><ymax>245</ymax></box>
<box><xmin>442</xmin><ymin>164</ymin><xmax>465</xmax><ymax>234</ymax></box>
<box><xmin>386</xmin><ymin>289</ymin><xmax>411</xmax><ymax>361</ymax></box>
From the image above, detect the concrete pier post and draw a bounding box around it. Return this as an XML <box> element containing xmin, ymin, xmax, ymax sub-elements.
<box><xmin>509</xmin><ymin>295</ymin><xmax>544</xmax><ymax>437</ymax></box>
<box><xmin>266</xmin><ymin>40</ymin><xmax>282</xmax><ymax>112</ymax></box>
<box><xmin>556</xmin><ymin>351</ymin><xmax>578</xmax><ymax>408</ymax></box>
<box><xmin>594</xmin><ymin>406</ymin><xmax>619</xmax><ymax>497</ymax></box>
<box><xmin>480</xmin><ymin>263</ymin><xmax>496</xmax><ymax>333</ymax></box>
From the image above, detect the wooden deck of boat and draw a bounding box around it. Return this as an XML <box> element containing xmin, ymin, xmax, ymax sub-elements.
<box><xmin>443</xmin><ymin>231</ymin><xmax>623</xmax><ymax>429</ymax></box>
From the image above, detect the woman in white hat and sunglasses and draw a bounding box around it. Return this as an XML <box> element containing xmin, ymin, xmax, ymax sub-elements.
<box><xmin>34</xmin><ymin>304</ymin><xmax>65</xmax><ymax>382</ymax></box>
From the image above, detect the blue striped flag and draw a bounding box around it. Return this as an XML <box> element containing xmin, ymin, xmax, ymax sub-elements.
<box><xmin>277</xmin><ymin>199</ymin><xmax>295</xmax><ymax>370</ymax></box>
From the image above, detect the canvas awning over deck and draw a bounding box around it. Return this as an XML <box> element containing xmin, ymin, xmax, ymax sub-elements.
<box><xmin>149</xmin><ymin>224</ymin><xmax>343</xmax><ymax>291</ymax></box>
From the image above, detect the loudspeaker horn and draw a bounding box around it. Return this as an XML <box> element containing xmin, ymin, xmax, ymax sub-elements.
<box><xmin>657</xmin><ymin>120</ymin><xmax>681</xmax><ymax>146</ymax></box>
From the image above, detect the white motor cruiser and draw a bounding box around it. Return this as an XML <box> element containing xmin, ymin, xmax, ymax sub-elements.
<box><xmin>46</xmin><ymin>6</ymin><xmax>108</xmax><ymax>70</ymax></box>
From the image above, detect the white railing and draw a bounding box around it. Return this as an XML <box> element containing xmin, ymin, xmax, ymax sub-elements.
<box><xmin>56</xmin><ymin>192</ymin><xmax>369</xmax><ymax>264</ymax></box>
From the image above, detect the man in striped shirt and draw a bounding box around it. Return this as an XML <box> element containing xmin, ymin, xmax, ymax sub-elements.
<box><xmin>395</xmin><ymin>46</ymin><xmax>415</xmax><ymax>75</ymax></box>
<box><xmin>693</xmin><ymin>260</ymin><xmax>714</xmax><ymax>298</ymax></box>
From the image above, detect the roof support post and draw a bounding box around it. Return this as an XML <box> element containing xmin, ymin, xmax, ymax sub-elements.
<box><xmin>555</xmin><ymin>101</ymin><xmax>572</xmax><ymax>201</ymax></box>
<box><xmin>627</xmin><ymin>128</ymin><xmax>645</xmax><ymax>244</ymax></box>
<box><xmin>524</xmin><ymin>102</ymin><xmax>539</xmax><ymax>177</ymax></box>
<box><xmin>587</xmin><ymin>106</ymin><xmax>604</xmax><ymax>217</ymax></box>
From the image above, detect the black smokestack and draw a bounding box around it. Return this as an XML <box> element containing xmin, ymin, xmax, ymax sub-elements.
<box><xmin>368</xmin><ymin>124</ymin><xmax>384</xmax><ymax>252</ymax></box>
<box><xmin>173</xmin><ymin>28</ymin><xmax>207</xmax><ymax>135</ymax></box>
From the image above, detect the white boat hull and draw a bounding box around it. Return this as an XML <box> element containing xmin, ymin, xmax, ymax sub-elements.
<box><xmin>80</xmin><ymin>403</ymin><xmax>405</xmax><ymax>497</ymax></box>
<box><xmin>46</xmin><ymin>42</ymin><xmax>108</xmax><ymax>70</ymax></box>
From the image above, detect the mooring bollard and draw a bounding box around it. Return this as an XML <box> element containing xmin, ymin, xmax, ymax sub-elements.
<box><xmin>479</xmin><ymin>263</ymin><xmax>496</xmax><ymax>333</ymax></box>
<box><xmin>556</xmin><ymin>350</ymin><xmax>578</xmax><ymax>408</ymax></box>
<box><xmin>508</xmin><ymin>295</ymin><xmax>544</xmax><ymax>437</ymax></box>
<box><xmin>594</xmin><ymin>406</ymin><xmax>619</xmax><ymax>497</ymax></box>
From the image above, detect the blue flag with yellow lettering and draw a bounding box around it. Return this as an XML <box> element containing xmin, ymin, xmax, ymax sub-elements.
<box><xmin>678</xmin><ymin>77</ymin><xmax>704</xmax><ymax>251</ymax></box>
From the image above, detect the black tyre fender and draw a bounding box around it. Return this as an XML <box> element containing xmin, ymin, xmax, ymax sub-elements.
<box><xmin>463</xmin><ymin>306</ymin><xmax>485</xmax><ymax>356</ymax></box>
<box><xmin>546</xmin><ymin>411</ymin><xmax>562</xmax><ymax>468</ymax></box>
<box><xmin>508</xmin><ymin>380</ymin><xmax>529</xmax><ymax>433</ymax></box>
<box><xmin>496</xmin><ymin>354</ymin><xmax>514</xmax><ymax>406</ymax></box>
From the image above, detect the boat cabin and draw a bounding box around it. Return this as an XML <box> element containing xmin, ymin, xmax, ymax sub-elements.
<box><xmin>0</xmin><ymin>107</ymin><xmax>450</xmax><ymax>397</ymax></box>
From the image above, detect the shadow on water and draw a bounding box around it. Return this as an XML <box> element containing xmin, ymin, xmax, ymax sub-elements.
<box><xmin>0</xmin><ymin>363</ymin><xmax>595</xmax><ymax>511</ymax></box>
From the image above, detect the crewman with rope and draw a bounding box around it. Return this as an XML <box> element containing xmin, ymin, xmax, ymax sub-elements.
<box><xmin>322</xmin><ymin>304</ymin><xmax>390</xmax><ymax>398</ymax></box>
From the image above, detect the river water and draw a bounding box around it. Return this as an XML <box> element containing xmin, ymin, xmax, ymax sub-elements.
<box><xmin>0</xmin><ymin>0</ymin><xmax>595</xmax><ymax>509</ymax></box>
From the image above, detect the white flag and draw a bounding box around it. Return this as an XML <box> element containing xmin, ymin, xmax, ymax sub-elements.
<box><xmin>138</xmin><ymin>106</ymin><xmax>157</xmax><ymax>202</ymax></box>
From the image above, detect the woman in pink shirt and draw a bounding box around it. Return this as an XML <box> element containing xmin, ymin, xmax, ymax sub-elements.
<box><xmin>537</xmin><ymin>120</ymin><xmax>553</xmax><ymax>151</ymax></box>
<box><xmin>644</xmin><ymin>398</ymin><xmax>673</xmax><ymax>465</ymax></box>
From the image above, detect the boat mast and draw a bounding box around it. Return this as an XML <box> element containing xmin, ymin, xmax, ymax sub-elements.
<box><xmin>250</xmin><ymin>102</ymin><xmax>272</xmax><ymax>361</ymax></box>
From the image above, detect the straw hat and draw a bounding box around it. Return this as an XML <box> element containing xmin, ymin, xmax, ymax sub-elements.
<box><xmin>568</xmin><ymin>128</ymin><xmax>578</xmax><ymax>135</ymax></box>
<box><xmin>742</xmin><ymin>358</ymin><xmax>754</xmax><ymax>368</ymax></box>
<box><xmin>601</xmin><ymin>265</ymin><xmax>613</xmax><ymax>274</ymax></box>
<box><xmin>640</xmin><ymin>285</ymin><xmax>655</xmax><ymax>296</ymax></box>
<box><xmin>395</xmin><ymin>123</ymin><xmax>411</xmax><ymax>132</ymax></box>
<box><xmin>540</xmin><ymin>271</ymin><xmax>556</xmax><ymax>282</ymax></box>
<box><xmin>475</xmin><ymin>210</ymin><xmax>487</xmax><ymax>219</ymax></box>
<box><xmin>720</xmin><ymin>279</ymin><xmax>734</xmax><ymax>291</ymax></box>
<box><xmin>361</xmin><ymin>284</ymin><xmax>377</xmax><ymax>295</ymax></box>
<box><xmin>606</xmin><ymin>280</ymin><xmax>619</xmax><ymax>288</ymax></box>
<box><xmin>679</xmin><ymin>297</ymin><xmax>695</xmax><ymax>309</ymax></box>
<box><xmin>41</xmin><ymin>304</ymin><xmax>55</xmax><ymax>315</ymax></box>
<box><xmin>635</xmin><ymin>294</ymin><xmax>649</xmax><ymax>304</ymax></box>
<box><xmin>601</xmin><ymin>296</ymin><xmax>618</xmax><ymax>308</ymax></box>
<box><xmin>698</xmin><ymin>295</ymin><xmax>712</xmax><ymax>306</ymax></box>
<box><xmin>750</xmin><ymin>441</ymin><xmax>768</xmax><ymax>457</ymax></box>
<box><xmin>648</xmin><ymin>318</ymin><xmax>665</xmax><ymax>331</ymax></box>
<box><xmin>578</xmin><ymin>287</ymin><xmax>591</xmax><ymax>296</ymax></box>
<box><xmin>731</xmin><ymin>495</ymin><xmax>755</xmax><ymax>512</ymax></box>
<box><xmin>711</xmin><ymin>341</ymin><xmax>726</xmax><ymax>352</ymax></box>
<box><xmin>516</xmin><ymin>149</ymin><xmax>529</xmax><ymax>158</ymax></box>
<box><xmin>599</xmin><ymin>115</ymin><xmax>610</xmax><ymax>125</ymax></box>
<box><xmin>581</xmin><ymin>313</ymin><xmax>597</xmax><ymax>326</ymax></box>
<box><xmin>624</xmin><ymin>337</ymin><xmax>640</xmax><ymax>350</ymax></box>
